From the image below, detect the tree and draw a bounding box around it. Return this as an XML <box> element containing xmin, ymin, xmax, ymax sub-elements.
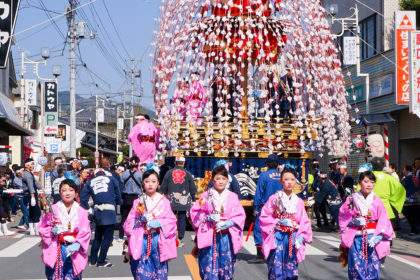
<box><xmin>400</xmin><ymin>0</ymin><xmax>420</xmax><ymax>27</ymax></box>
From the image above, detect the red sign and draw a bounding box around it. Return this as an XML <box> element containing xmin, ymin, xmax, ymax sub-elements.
<box><xmin>395</xmin><ymin>11</ymin><xmax>416</xmax><ymax>104</ymax></box>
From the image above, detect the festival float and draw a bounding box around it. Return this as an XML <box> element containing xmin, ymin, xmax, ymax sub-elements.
<box><xmin>151</xmin><ymin>0</ymin><xmax>354</xmax><ymax>201</ymax></box>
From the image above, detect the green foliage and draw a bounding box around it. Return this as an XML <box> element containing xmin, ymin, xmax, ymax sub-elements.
<box><xmin>121</xmin><ymin>145</ymin><xmax>130</xmax><ymax>157</ymax></box>
<box><xmin>77</xmin><ymin>147</ymin><xmax>93</xmax><ymax>157</ymax></box>
<box><xmin>400</xmin><ymin>0</ymin><xmax>420</xmax><ymax>27</ymax></box>
<box><xmin>399</xmin><ymin>0</ymin><xmax>420</xmax><ymax>10</ymax></box>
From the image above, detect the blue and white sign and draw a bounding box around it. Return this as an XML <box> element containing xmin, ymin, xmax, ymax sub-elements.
<box><xmin>46</xmin><ymin>138</ymin><xmax>62</xmax><ymax>154</ymax></box>
<box><xmin>370</xmin><ymin>74</ymin><xmax>393</xmax><ymax>99</ymax></box>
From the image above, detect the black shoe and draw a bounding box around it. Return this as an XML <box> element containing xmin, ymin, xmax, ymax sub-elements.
<box><xmin>247</xmin><ymin>246</ymin><xmax>265</xmax><ymax>264</ymax></box>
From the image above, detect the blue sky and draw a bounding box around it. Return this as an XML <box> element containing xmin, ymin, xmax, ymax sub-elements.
<box><xmin>12</xmin><ymin>0</ymin><xmax>160</xmax><ymax>109</ymax></box>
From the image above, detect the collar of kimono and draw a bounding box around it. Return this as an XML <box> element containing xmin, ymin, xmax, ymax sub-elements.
<box><xmin>354</xmin><ymin>191</ymin><xmax>374</xmax><ymax>216</ymax></box>
<box><xmin>56</xmin><ymin>201</ymin><xmax>79</xmax><ymax>232</ymax></box>
<box><xmin>145</xmin><ymin>193</ymin><xmax>164</xmax><ymax>216</ymax></box>
<box><xmin>277</xmin><ymin>191</ymin><xmax>298</xmax><ymax>214</ymax></box>
<box><xmin>209</xmin><ymin>187</ymin><xmax>229</xmax><ymax>213</ymax></box>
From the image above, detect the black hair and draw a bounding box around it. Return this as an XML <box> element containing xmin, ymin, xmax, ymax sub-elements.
<box><xmin>404</xmin><ymin>165</ymin><xmax>414</xmax><ymax>172</ymax></box>
<box><xmin>267</xmin><ymin>160</ymin><xmax>278</xmax><ymax>169</ymax></box>
<box><xmin>142</xmin><ymin>169</ymin><xmax>159</xmax><ymax>182</ymax></box>
<box><xmin>57</xmin><ymin>164</ymin><xmax>67</xmax><ymax>175</ymax></box>
<box><xmin>130</xmin><ymin>156</ymin><xmax>140</xmax><ymax>164</ymax></box>
<box><xmin>371</xmin><ymin>157</ymin><xmax>385</xmax><ymax>171</ymax></box>
<box><xmin>211</xmin><ymin>165</ymin><xmax>228</xmax><ymax>179</ymax></box>
<box><xmin>281</xmin><ymin>167</ymin><xmax>298</xmax><ymax>179</ymax></box>
<box><xmin>389</xmin><ymin>163</ymin><xmax>397</xmax><ymax>169</ymax></box>
<box><xmin>24</xmin><ymin>158</ymin><xmax>34</xmax><ymax>164</ymax></box>
<box><xmin>415</xmin><ymin>157</ymin><xmax>420</xmax><ymax>162</ymax></box>
<box><xmin>358</xmin><ymin>171</ymin><xmax>376</xmax><ymax>183</ymax></box>
<box><xmin>11</xmin><ymin>164</ymin><xmax>19</xmax><ymax>172</ymax></box>
<box><xmin>59</xmin><ymin>179</ymin><xmax>78</xmax><ymax>192</ymax></box>
<box><xmin>144</xmin><ymin>114</ymin><xmax>150</xmax><ymax>120</ymax></box>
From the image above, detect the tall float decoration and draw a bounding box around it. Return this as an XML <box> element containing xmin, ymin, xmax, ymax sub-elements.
<box><xmin>151</xmin><ymin>0</ymin><xmax>353</xmax><ymax>197</ymax></box>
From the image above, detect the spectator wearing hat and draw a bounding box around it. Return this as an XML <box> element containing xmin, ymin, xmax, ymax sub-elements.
<box><xmin>80</xmin><ymin>161</ymin><xmax>122</xmax><ymax>268</ymax></box>
<box><xmin>338</xmin><ymin>164</ymin><xmax>354</xmax><ymax>200</ymax></box>
<box><xmin>206</xmin><ymin>159</ymin><xmax>241</xmax><ymax>197</ymax></box>
<box><xmin>329</xmin><ymin>159</ymin><xmax>341</xmax><ymax>187</ymax></box>
<box><xmin>118</xmin><ymin>156</ymin><xmax>143</xmax><ymax>240</ymax></box>
<box><xmin>160</xmin><ymin>156</ymin><xmax>196</xmax><ymax>247</ymax></box>
<box><xmin>248</xmin><ymin>154</ymin><xmax>282</xmax><ymax>264</ymax></box>
<box><xmin>310</xmin><ymin>159</ymin><xmax>329</xmax><ymax>228</ymax></box>
<box><xmin>315</xmin><ymin>170</ymin><xmax>342</xmax><ymax>228</ymax></box>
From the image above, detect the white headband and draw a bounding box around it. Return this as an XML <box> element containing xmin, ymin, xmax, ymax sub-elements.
<box><xmin>55</xmin><ymin>159</ymin><xmax>63</xmax><ymax>164</ymax></box>
<box><xmin>17</xmin><ymin>168</ymin><xmax>24</xmax><ymax>173</ymax></box>
<box><xmin>25</xmin><ymin>160</ymin><xmax>34</xmax><ymax>167</ymax></box>
<box><xmin>117</xmin><ymin>166</ymin><xmax>125</xmax><ymax>172</ymax></box>
<box><xmin>135</xmin><ymin>115</ymin><xmax>145</xmax><ymax>120</ymax></box>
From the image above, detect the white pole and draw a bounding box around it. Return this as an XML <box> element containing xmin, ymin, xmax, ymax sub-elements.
<box><xmin>116</xmin><ymin>106</ymin><xmax>119</xmax><ymax>155</ymax></box>
<box><xmin>129</xmin><ymin>58</ymin><xmax>135</xmax><ymax>157</ymax></box>
<box><xmin>96</xmin><ymin>94</ymin><xmax>99</xmax><ymax>169</ymax></box>
<box><xmin>69</xmin><ymin>0</ymin><xmax>77</xmax><ymax>158</ymax></box>
<box><xmin>20</xmin><ymin>51</ymin><xmax>25</xmax><ymax>125</ymax></box>
<box><xmin>40</xmin><ymin>82</ymin><xmax>45</xmax><ymax>187</ymax></box>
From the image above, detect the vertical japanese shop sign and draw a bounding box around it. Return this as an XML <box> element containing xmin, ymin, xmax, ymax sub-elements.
<box><xmin>409</xmin><ymin>31</ymin><xmax>420</xmax><ymax>118</ymax></box>
<box><xmin>395</xmin><ymin>11</ymin><xmax>416</xmax><ymax>104</ymax></box>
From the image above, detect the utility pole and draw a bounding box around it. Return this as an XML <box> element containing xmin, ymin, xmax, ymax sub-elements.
<box><xmin>68</xmin><ymin>0</ymin><xmax>77</xmax><ymax>158</ymax></box>
<box><xmin>126</xmin><ymin>58</ymin><xmax>140</xmax><ymax>157</ymax></box>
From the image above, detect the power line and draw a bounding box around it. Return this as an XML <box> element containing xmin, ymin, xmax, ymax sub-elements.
<box><xmin>13</xmin><ymin>0</ymin><xmax>98</xmax><ymax>38</ymax></box>
<box><xmin>102</xmin><ymin>0</ymin><xmax>131</xmax><ymax>58</ymax></box>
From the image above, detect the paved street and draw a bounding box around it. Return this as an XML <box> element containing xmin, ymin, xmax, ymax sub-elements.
<box><xmin>1</xmin><ymin>220</ymin><xmax>420</xmax><ymax>280</ymax></box>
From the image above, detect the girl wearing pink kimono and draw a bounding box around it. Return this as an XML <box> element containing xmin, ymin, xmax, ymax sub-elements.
<box><xmin>190</xmin><ymin>165</ymin><xmax>246</xmax><ymax>279</ymax></box>
<box><xmin>260</xmin><ymin>168</ymin><xmax>313</xmax><ymax>280</ymax></box>
<box><xmin>339</xmin><ymin>171</ymin><xmax>394</xmax><ymax>280</ymax></box>
<box><xmin>186</xmin><ymin>73</ymin><xmax>208</xmax><ymax>120</ymax></box>
<box><xmin>38</xmin><ymin>179</ymin><xmax>91</xmax><ymax>280</ymax></box>
<box><xmin>123</xmin><ymin>169</ymin><xmax>177</xmax><ymax>280</ymax></box>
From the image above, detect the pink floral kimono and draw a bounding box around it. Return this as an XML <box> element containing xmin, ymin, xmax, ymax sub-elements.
<box><xmin>38</xmin><ymin>201</ymin><xmax>91</xmax><ymax>280</ymax></box>
<box><xmin>260</xmin><ymin>191</ymin><xmax>312</xmax><ymax>280</ymax></box>
<box><xmin>190</xmin><ymin>188</ymin><xmax>246</xmax><ymax>279</ymax></box>
<box><xmin>123</xmin><ymin>193</ymin><xmax>177</xmax><ymax>280</ymax></box>
<box><xmin>128</xmin><ymin>119</ymin><xmax>158</xmax><ymax>164</ymax></box>
<box><xmin>339</xmin><ymin>191</ymin><xmax>394</xmax><ymax>280</ymax></box>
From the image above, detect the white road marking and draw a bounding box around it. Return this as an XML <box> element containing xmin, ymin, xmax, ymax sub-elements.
<box><xmin>0</xmin><ymin>237</ymin><xmax>41</xmax><ymax>257</ymax></box>
<box><xmin>306</xmin><ymin>244</ymin><xmax>328</xmax><ymax>255</ymax></box>
<box><xmin>315</xmin><ymin>235</ymin><xmax>341</xmax><ymax>248</ymax></box>
<box><xmin>388</xmin><ymin>255</ymin><xmax>420</xmax><ymax>270</ymax></box>
<box><xmin>242</xmin><ymin>235</ymin><xmax>257</xmax><ymax>255</ymax></box>
<box><xmin>106</xmin><ymin>240</ymin><xmax>125</xmax><ymax>256</ymax></box>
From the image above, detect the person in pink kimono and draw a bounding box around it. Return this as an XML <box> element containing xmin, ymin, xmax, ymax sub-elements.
<box><xmin>190</xmin><ymin>165</ymin><xmax>246</xmax><ymax>280</ymax></box>
<box><xmin>170</xmin><ymin>79</ymin><xmax>189</xmax><ymax>120</ymax></box>
<box><xmin>339</xmin><ymin>171</ymin><xmax>394</xmax><ymax>280</ymax></box>
<box><xmin>123</xmin><ymin>168</ymin><xmax>177</xmax><ymax>280</ymax></box>
<box><xmin>38</xmin><ymin>179</ymin><xmax>91</xmax><ymax>280</ymax></box>
<box><xmin>186</xmin><ymin>72</ymin><xmax>208</xmax><ymax>120</ymax></box>
<box><xmin>260</xmin><ymin>167</ymin><xmax>313</xmax><ymax>280</ymax></box>
<box><xmin>128</xmin><ymin>114</ymin><xmax>159</xmax><ymax>165</ymax></box>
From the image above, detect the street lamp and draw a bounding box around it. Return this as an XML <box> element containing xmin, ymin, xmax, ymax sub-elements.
<box><xmin>20</xmin><ymin>47</ymin><xmax>61</xmax><ymax>186</ymax></box>
<box><xmin>95</xmin><ymin>93</ymin><xmax>113</xmax><ymax>168</ymax></box>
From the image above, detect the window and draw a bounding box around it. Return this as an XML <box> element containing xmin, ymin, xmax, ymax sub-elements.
<box><xmin>360</xmin><ymin>14</ymin><xmax>377</xmax><ymax>60</ymax></box>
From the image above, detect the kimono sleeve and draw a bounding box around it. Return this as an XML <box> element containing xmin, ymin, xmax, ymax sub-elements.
<box><xmin>189</xmin><ymin>193</ymin><xmax>208</xmax><ymax>231</ymax></box>
<box><xmin>123</xmin><ymin>199</ymin><xmax>139</xmax><ymax>238</ymax></box>
<box><xmin>38</xmin><ymin>212</ymin><xmax>55</xmax><ymax>246</ymax></box>
<box><xmin>76</xmin><ymin>208</ymin><xmax>91</xmax><ymax>254</ymax></box>
<box><xmin>158</xmin><ymin>199</ymin><xmax>177</xmax><ymax>239</ymax></box>
<box><xmin>259</xmin><ymin>194</ymin><xmax>278</xmax><ymax>258</ymax></box>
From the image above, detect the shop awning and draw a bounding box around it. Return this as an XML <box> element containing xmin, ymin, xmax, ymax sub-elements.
<box><xmin>0</xmin><ymin>93</ymin><xmax>33</xmax><ymax>136</ymax></box>
<box><xmin>358</xmin><ymin>113</ymin><xmax>396</xmax><ymax>127</ymax></box>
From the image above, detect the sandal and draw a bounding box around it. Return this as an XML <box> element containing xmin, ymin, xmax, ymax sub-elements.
<box><xmin>97</xmin><ymin>262</ymin><xmax>113</xmax><ymax>268</ymax></box>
